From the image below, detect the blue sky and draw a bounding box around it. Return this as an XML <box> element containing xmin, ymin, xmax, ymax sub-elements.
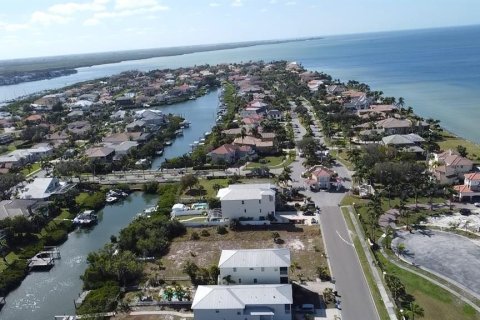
<box><xmin>0</xmin><ymin>0</ymin><xmax>479</xmax><ymax>60</ymax></box>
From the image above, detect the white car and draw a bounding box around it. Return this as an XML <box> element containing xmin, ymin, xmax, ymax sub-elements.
<box><xmin>474</xmin><ymin>203</ymin><xmax>480</xmax><ymax>207</ymax></box>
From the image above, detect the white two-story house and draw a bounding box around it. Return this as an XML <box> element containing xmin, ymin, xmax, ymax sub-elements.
<box><xmin>217</xmin><ymin>184</ymin><xmax>276</xmax><ymax>221</ymax></box>
<box><xmin>192</xmin><ymin>284</ymin><xmax>292</xmax><ymax>320</ymax></box>
<box><xmin>218</xmin><ymin>248</ymin><xmax>290</xmax><ymax>285</ymax></box>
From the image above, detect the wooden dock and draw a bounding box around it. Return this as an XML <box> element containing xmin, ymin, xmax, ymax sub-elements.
<box><xmin>54</xmin><ymin>312</ymin><xmax>116</xmax><ymax>319</ymax></box>
<box><xmin>28</xmin><ymin>247</ymin><xmax>60</xmax><ymax>271</ymax></box>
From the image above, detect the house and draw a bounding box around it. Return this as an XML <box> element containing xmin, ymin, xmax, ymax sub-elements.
<box><xmin>135</xmin><ymin>109</ymin><xmax>166</xmax><ymax>129</ymax></box>
<box><xmin>69</xmin><ymin>100</ymin><xmax>93</xmax><ymax>111</ymax></box>
<box><xmin>307</xmin><ymin>79</ymin><xmax>323</xmax><ymax>92</ymax></box>
<box><xmin>19</xmin><ymin>177</ymin><xmax>72</xmax><ymax>200</ymax></box>
<box><xmin>431</xmin><ymin>150</ymin><xmax>474</xmax><ymax>184</ymax></box>
<box><xmin>217</xmin><ymin>184</ymin><xmax>276</xmax><ymax>221</ymax></box>
<box><xmin>24</xmin><ymin>114</ymin><xmax>43</xmax><ymax>124</ymax></box>
<box><xmin>233</xmin><ymin>136</ymin><xmax>275</xmax><ymax>154</ymax></box>
<box><xmin>126</xmin><ymin>120</ymin><xmax>147</xmax><ymax>132</ymax></box>
<box><xmin>85</xmin><ymin>147</ymin><xmax>115</xmax><ymax>161</ymax></box>
<box><xmin>382</xmin><ymin>134</ymin><xmax>425</xmax><ymax>154</ymax></box>
<box><xmin>305</xmin><ymin>166</ymin><xmax>334</xmax><ymax>190</ymax></box>
<box><xmin>208</xmin><ymin>144</ymin><xmax>256</xmax><ymax>164</ymax></box>
<box><xmin>192</xmin><ymin>284</ymin><xmax>292</xmax><ymax>320</ymax></box>
<box><xmin>342</xmin><ymin>90</ymin><xmax>371</xmax><ymax>110</ymax></box>
<box><xmin>0</xmin><ymin>199</ymin><xmax>48</xmax><ymax>221</ymax></box>
<box><xmin>267</xmin><ymin>109</ymin><xmax>282</xmax><ymax>121</ymax></box>
<box><xmin>0</xmin><ymin>133</ymin><xmax>14</xmax><ymax>145</ymax></box>
<box><xmin>110</xmin><ymin>110</ymin><xmax>127</xmax><ymax>121</ymax></box>
<box><xmin>454</xmin><ymin>172</ymin><xmax>480</xmax><ymax>201</ymax></box>
<box><xmin>326</xmin><ymin>84</ymin><xmax>346</xmax><ymax>95</ymax></box>
<box><xmin>102</xmin><ymin>132</ymin><xmax>152</xmax><ymax>144</ymax></box>
<box><xmin>104</xmin><ymin>141</ymin><xmax>138</xmax><ymax>157</ymax></box>
<box><xmin>0</xmin><ymin>145</ymin><xmax>53</xmax><ymax>169</ymax></box>
<box><xmin>376</xmin><ymin>118</ymin><xmax>412</xmax><ymax>135</ymax></box>
<box><xmin>218</xmin><ymin>248</ymin><xmax>290</xmax><ymax>285</ymax></box>
<box><xmin>67</xmin><ymin>121</ymin><xmax>91</xmax><ymax>138</ymax></box>
<box><xmin>67</xmin><ymin>110</ymin><xmax>84</xmax><ymax>120</ymax></box>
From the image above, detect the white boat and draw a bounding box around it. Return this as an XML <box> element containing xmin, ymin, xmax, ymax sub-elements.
<box><xmin>106</xmin><ymin>196</ymin><xmax>118</xmax><ymax>203</ymax></box>
<box><xmin>165</xmin><ymin>141</ymin><xmax>173</xmax><ymax>146</ymax></box>
<box><xmin>73</xmin><ymin>210</ymin><xmax>97</xmax><ymax>226</ymax></box>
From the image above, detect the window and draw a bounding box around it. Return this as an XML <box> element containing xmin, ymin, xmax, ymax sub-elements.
<box><xmin>237</xmin><ymin>312</ymin><xmax>241</xmax><ymax>315</ymax></box>
<box><xmin>238</xmin><ymin>278</ymin><xmax>242</xmax><ymax>283</ymax></box>
<box><xmin>261</xmin><ymin>267</ymin><xmax>264</xmax><ymax>272</ymax></box>
<box><xmin>280</xmin><ymin>267</ymin><xmax>288</xmax><ymax>275</ymax></box>
<box><xmin>244</xmin><ymin>209</ymin><xmax>246</xmax><ymax>213</ymax></box>
<box><xmin>259</xmin><ymin>199</ymin><xmax>261</xmax><ymax>204</ymax></box>
<box><xmin>259</xmin><ymin>209</ymin><xmax>262</xmax><ymax>213</ymax></box>
<box><xmin>285</xmin><ymin>304</ymin><xmax>291</xmax><ymax>314</ymax></box>
<box><xmin>233</xmin><ymin>268</ymin><xmax>237</xmax><ymax>272</ymax></box>
<box><xmin>249</xmin><ymin>267</ymin><xmax>254</xmax><ymax>270</ymax></box>
<box><xmin>241</xmin><ymin>200</ymin><xmax>244</xmax><ymax>204</ymax></box>
<box><xmin>215</xmin><ymin>310</ymin><xmax>219</xmax><ymax>313</ymax></box>
<box><xmin>269</xmin><ymin>195</ymin><xmax>273</xmax><ymax>202</ymax></box>
<box><xmin>254</xmin><ymin>278</ymin><xmax>258</xmax><ymax>284</ymax></box>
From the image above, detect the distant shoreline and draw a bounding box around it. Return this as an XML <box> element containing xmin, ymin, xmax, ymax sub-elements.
<box><xmin>0</xmin><ymin>37</ymin><xmax>322</xmax><ymax>77</ymax></box>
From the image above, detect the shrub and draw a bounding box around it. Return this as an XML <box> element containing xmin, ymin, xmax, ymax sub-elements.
<box><xmin>81</xmin><ymin>191</ymin><xmax>106</xmax><ymax>210</ymax></box>
<box><xmin>142</xmin><ymin>181</ymin><xmax>159</xmax><ymax>194</ymax></box>
<box><xmin>190</xmin><ymin>231</ymin><xmax>200</xmax><ymax>240</ymax></box>
<box><xmin>76</xmin><ymin>283</ymin><xmax>120</xmax><ymax>314</ymax></box>
<box><xmin>200</xmin><ymin>229</ymin><xmax>210</xmax><ymax>237</ymax></box>
<box><xmin>44</xmin><ymin>229</ymin><xmax>68</xmax><ymax>246</ymax></box>
<box><xmin>0</xmin><ymin>260</ymin><xmax>28</xmax><ymax>293</ymax></box>
<box><xmin>216</xmin><ymin>226</ymin><xmax>227</xmax><ymax>235</ymax></box>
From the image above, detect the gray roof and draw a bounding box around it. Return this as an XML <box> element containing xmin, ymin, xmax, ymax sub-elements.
<box><xmin>382</xmin><ymin>134</ymin><xmax>424</xmax><ymax>146</ymax></box>
<box><xmin>217</xmin><ymin>184</ymin><xmax>275</xmax><ymax>201</ymax></box>
<box><xmin>0</xmin><ymin>199</ymin><xmax>39</xmax><ymax>220</ymax></box>
<box><xmin>192</xmin><ymin>284</ymin><xmax>292</xmax><ymax>310</ymax></box>
<box><xmin>218</xmin><ymin>248</ymin><xmax>290</xmax><ymax>268</ymax></box>
<box><xmin>19</xmin><ymin>178</ymin><xmax>61</xmax><ymax>200</ymax></box>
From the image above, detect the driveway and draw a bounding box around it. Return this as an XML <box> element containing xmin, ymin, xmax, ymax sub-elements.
<box><xmin>392</xmin><ymin>230</ymin><xmax>480</xmax><ymax>296</ymax></box>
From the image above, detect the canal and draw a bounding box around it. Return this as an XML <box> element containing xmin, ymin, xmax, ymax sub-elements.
<box><xmin>0</xmin><ymin>91</ymin><xmax>219</xmax><ymax>319</ymax></box>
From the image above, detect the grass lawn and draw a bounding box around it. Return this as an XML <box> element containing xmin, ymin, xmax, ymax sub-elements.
<box><xmin>247</xmin><ymin>155</ymin><xmax>287</xmax><ymax>169</ymax></box>
<box><xmin>21</xmin><ymin>162</ymin><xmax>41</xmax><ymax>176</ymax></box>
<box><xmin>376</xmin><ymin>252</ymin><xmax>480</xmax><ymax>320</ymax></box>
<box><xmin>151</xmin><ymin>225</ymin><xmax>326</xmax><ymax>283</ymax></box>
<box><xmin>0</xmin><ymin>252</ymin><xmax>20</xmax><ymax>272</ymax></box>
<box><xmin>75</xmin><ymin>192</ymin><xmax>90</xmax><ymax>206</ymax></box>
<box><xmin>438</xmin><ymin>131</ymin><xmax>480</xmax><ymax>161</ymax></box>
<box><xmin>330</xmin><ymin>149</ymin><xmax>354</xmax><ymax>170</ymax></box>
<box><xmin>196</xmin><ymin>178</ymin><xmax>229</xmax><ymax>198</ymax></box>
<box><xmin>341</xmin><ymin>208</ymin><xmax>391</xmax><ymax>320</ymax></box>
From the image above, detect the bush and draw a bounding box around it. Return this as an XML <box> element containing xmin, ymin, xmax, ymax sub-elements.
<box><xmin>44</xmin><ymin>229</ymin><xmax>68</xmax><ymax>246</ymax></box>
<box><xmin>81</xmin><ymin>191</ymin><xmax>106</xmax><ymax>210</ymax></box>
<box><xmin>200</xmin><ymin>229</ymin><xmax>210</xmax><ymax>237</ymax></box>
<box><xmin>190</xmin><ymin>231</ymin><xmax>200</xmax><ymax>240</ymax></box>
<box><xmin>216</xmin><ymin>226</ymin><xmax>227</xmax><ymax>235</ymax></box>
<box><xmin>0</xmin><ymin>260</ymin><xmax>28</xmax><ymax>293</ymax></box>
<box><xmin>76</xmin><ymin>283</ymin><xmax>120</xmax><ymax>314</ymax></box>
<box><xmin>142</xmin><ymin>181</ymin><xmax>159</xmax><ymax>194</ymax></box>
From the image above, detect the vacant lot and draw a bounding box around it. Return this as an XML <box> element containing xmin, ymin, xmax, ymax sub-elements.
<box><xmin>150</xmin><ymin>225</ymin><xmax>326</xmax><ymax>283</ymax></box>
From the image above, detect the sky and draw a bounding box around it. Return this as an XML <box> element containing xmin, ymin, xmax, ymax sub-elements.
<box><xmin>0</xmin><ymin>0</ymin><xmax>479</xmax><ymax>60</ymax></box>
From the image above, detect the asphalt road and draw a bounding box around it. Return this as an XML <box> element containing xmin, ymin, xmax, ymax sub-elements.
<box><xmin>290</xmin><ymin>100</ymin><xmax>379</xmax><ymax>320</ymax></box>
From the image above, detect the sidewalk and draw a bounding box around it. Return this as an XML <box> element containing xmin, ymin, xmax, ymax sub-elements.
<box><xmin>343</xmin><ymin>205</ymin><xmax>398</xmax><ymax>320</ymax></box>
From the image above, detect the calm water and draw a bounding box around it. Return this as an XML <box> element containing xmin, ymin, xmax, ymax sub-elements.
<box><xmin>0</xmin><ymin>192</ymin><xmax>158</xmax><ymax>320</ymax></box>
<box><xmin>1</xmin><ymin>25</ymin><xmax>480</xmax><ymax>142</ymax></box>
<box><xmin>150</xmin><ymin>89</ymin><xmax>219</xmax><ymax>169</ymax></box>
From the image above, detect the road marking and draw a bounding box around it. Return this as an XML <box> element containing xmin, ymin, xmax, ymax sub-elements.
<box><xmin>336</xmin><ymin>230</ymin><xmax>354</xmax><ymax>247</ymax></box>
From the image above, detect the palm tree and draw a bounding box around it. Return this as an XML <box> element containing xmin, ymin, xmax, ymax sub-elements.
<box><xmin>367</xmin><ymin>194</ymin><xmax>383</xmax><ymax>243</ymax></box>
<box><xmin>0</xmin><ymin>239</ymin><xmax>10</xmax><ymax>266</ymax></box>
<box><xmin>240</xmin><ymin>127</ymin><xmax>247</xmax><ymax>140</ymax></box>
<box><xmin>397</xmin><ymin>97</ymin><xmax>405</xmax><ymax>108</ymax></box>
<box><xmin>407</xmin><ymin>302</ymin><xmax>425</xmax><ymax>320</ymax></box>
<box><xmin>443</xmin><ymin>186</ymin><xmax>457</xmax><ymax>210</ymax></box>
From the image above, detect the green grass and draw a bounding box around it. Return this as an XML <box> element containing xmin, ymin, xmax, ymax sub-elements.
<box><xmin>75</xmin><ymin>192</ymin><xmax>90</xmax><ymax>206</ymax></box>
<box><xmin>246</xmin><ymin>155</ymin><xmax>288</xmax><ymax>169</ymax></box>
<box><xmin>438</xmin><ymin>131</ymin><xmax>480</xmax><ymax>161</ymax></box>
<box><xmin>330</xmin><ymin>149</ymin><xmax>354</xmax><ymax>170</ymax></box>
<box><xmin>341</xmin><ymin>207</ymin><xmax>391</xmax><ymax>320</ymax></box>
<box><xmin>21</xmin><ymin>162</ymin><xmax>41</xmax><ymax>176</ymax></box>
<box><xmin>376</xmin><ymin>252</ymin><xmax>480</xmax><ymax>320</ymax></box>
<box><xmin>0</xmin><ymin>252</ymin><xmax>20</xmax><ymax>272</ymax></box>
<box><xmin>197</xmin><ymin>178</ymin><xmax>229</xmax><ymax>198</ymax></box>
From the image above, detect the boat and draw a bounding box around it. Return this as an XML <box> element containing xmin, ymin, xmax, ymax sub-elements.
<box><xmin>175</xmin><ymin>129</ymin><xmax>183</xmax><ymax>136</ymax></box>
<box><xmin>204</xmin><ymin>131</ymin><xmax>211</xmax><ymax>136</ymax></box>
<box><xmin>73</xmin><ymin>210</ymin><xmax>97</xmax><ymax>226</ymax></box>
<box><xmin>165</xmin><ymin>141</ymin><xmax>173</xmax><ymax>146</ymax></box>
<box><xmin>106</xmin><ymin>196</ymin><xmax>118</xmax><ymax>204</ymax></box>
<box><xmin>156</xmin><ymin>149</ymin><xmax>164</xmax><ymax>155</ymax></box>
<box><xmin>181</xmin><ymin>120</ymin><xmax>190</xmax><ymax>128</ymax></box>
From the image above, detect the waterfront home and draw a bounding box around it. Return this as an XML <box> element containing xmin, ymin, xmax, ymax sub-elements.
<box><xmin>0</xmin><ymin>144</ymin><xmax>53</xmax><ymax>169</ymax></box>
<box><xmin>216</xmin><ymin>183</ymin><xmax>276</xmax><ymax>221</ymax></box>
<box><xmin>102</xmin><ymin>132</ymin><xmax>152</xmax><ymax>144</ymax></box>
<box><xmin>126</xmin><ymin>120</ymin><xmax>147</xmax><ymax>132</ymax></box>
<box><xmin>454</xmin><ymin>172</ymin><xmax>480</xmax><ymax>201</ymax></box>
<box><xmin>342</xmin><ymin>90</ymin><xmax>371</xmax><ymax>110</ymax></box>
<box><xmin>218</xmin><ymin>248</ymin><xmax>290</xmax><ymax>285</ymax></box>
<box><xmin>307</xmin><ymin>79</ymin><xmax>323</xmax><ymax>92</ymax></box>
<box><xmin>192</xmin><ymin>284</ymin><xmax>292</xmax><ymax>320</ymax></box>
<box><xmin>326</xmin><ymin>84</ymin><xmax>346</xmax><ymax>95</ymax></box>
<box><xmin>19</xmin><ymin>177</ymin><xmax>73</xmax><ymax>200</ymax></box>
<box><xmin>84</xmin><ymin>146</ymin><xmax>115</xmax><ymax>161</ymax></box>
<box><xmin>233</xmin><ymin>136</ymin><xmax>275</xmax><ymax>154</ymax></box>
<box><xmin>381</xmin><ymin>134</ymin><xmax>425</xmax><ymax>154</ymax></box>
<box><xmin>103</xmin><ymin>141</ymin><xmax>139</xmax><ymax>158</ymax></box>
<box><xmin>208</xmin><ymin>144</ymin><xmax>256</xmax><ymax>164</ymax></box>
<box><xmin>376</xmin><ymin>118</ymin><xmax>412</xmax><ymax>135</ymax></box>
<box><xmin>33</xmin><ymin>93</ymin><xmax>65</xmax><ymax>110</ymax></box>
<box><xmin>430</xmin><ymin>149</ymin><xmax>474</xmax><ymax>184</ymax></box>
<box><xmin>0</xmin><ymin>199</ymin><xmax>48</xmax><ymax>221</ymax></box>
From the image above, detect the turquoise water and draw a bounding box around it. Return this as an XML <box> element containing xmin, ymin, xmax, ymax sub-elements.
<box><xmin>1</xmin><ymin>25</ymin><xmax>480</xmax><ymax>141</ymax></box>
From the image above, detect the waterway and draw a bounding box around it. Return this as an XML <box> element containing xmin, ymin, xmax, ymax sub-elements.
<box><xmin>0</xmin><ymin>193</ymin><xmax>157</xmax><ymax>320</ymax></box>
<box><xmin>150</xmin><ymin>89</ymin><xmax>219</xmax><ymax>169</ymax></box>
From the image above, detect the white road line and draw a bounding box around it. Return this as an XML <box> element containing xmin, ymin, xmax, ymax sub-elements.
<box><xmin>336</xmin><ymin>230</ymin><xmax>354</xmax><ymax>247</ymax></box>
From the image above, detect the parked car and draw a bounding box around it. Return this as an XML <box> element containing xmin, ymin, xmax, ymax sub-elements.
<box><xmin>459</xmin><ymin>208</ymin><xmax>472</xmax><ymax>216</ymax></box>
<box><xmin>474</xmin><ymin>202</ymin><xmax>480</xmax><ymax>207</ymax></box>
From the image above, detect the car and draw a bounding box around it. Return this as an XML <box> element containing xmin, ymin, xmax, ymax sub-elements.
<box><xmin>474</xmin><ymin>203</ymin><xmax>480</xmax><ymax>207</ymax></box>
<box><xmin>459</xmin><ymin>208</ymin><xmax>472</xmax><ymax>216</ymax></box>
<box><xmin>303</xmin><ymin>210</ymin><xmax>315</xmax><ymax>216</ymax></box>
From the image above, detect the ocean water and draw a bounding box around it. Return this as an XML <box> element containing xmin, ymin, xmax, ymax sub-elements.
<box><xmin>1</xmin><ymin>25</ymin><xmax>480</xmax><ymax>142</ymax></box>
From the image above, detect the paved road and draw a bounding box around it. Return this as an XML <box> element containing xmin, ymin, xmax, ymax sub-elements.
<box><xmin>289</xmin><ymin>100</ymin><xmax>379</xmax><ymax>320</ymax></box>
<box><xmin>319</xmin><ymin>206</ymin><xmax>380</xmax><ymax>320</ymax></box>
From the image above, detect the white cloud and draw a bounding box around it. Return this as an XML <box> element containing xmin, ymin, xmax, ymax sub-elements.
<box><xmin>231</xmin><ymin>0</ymin><xmax>243</xmax><ymax>7</ymax></box>
<box><xmin>30</xmin><ymin>0</ymin><xmax>111</xmax><ymax>26</ymax></box>
<box><xmin>0</xmin><ymin>21</ymin><xmax>28</xmax><ymax>32</ymax></box>
<box><xmin>209</xmin><ymin>2</ymin><xmax>221</xmax><ymax>7</ymax></box>
<box><xmin>285</xmin><ymin>1</ymin><xmax>296</xmax><ymax>5</ymax></box>
<box><xmin>30</xmin><ymin>11</ymin><xmax>71</xmax><ymax>25</ymax></box>
<box><xmin>114</xmin><ymin>0</ymin><xmax>159</xmax><ymax>10</ymax></box>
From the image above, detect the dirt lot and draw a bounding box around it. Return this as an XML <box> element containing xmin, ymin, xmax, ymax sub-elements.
<box><xmin>147</xmin><ymin>225</ymin><xmax>327</xmax><ymax>283</ymax></box>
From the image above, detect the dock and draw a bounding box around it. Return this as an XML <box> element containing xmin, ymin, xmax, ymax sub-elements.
<box><xmin>74</xmin><ymin>290</ymin><xmax>91</xmax><ymax>308</ymax></box>
<box><xmin>28</xmin><ymin>247</ymin><xmax>61</xmax><ymax>271</ymax></box>
<box><xmin>54</xmin><ymin>312</ymin><xmax>116</xmax><ymax>319</ymax></box>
